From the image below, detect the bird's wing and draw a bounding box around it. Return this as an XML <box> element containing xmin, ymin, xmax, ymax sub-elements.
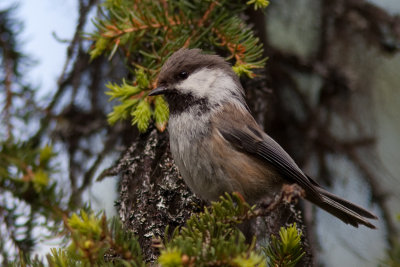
<box><xmin>217</xmin><ymin>121</ymin><xmax>323</xmax><ymax>202</ymax></box>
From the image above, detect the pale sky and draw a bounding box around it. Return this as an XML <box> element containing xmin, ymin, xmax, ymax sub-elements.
<box><xmin>1</xmin><ymin>0</ymin><xmax>79</xmax><ymax>98</ymax></box>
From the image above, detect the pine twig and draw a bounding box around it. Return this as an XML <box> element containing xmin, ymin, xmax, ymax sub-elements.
<box><xmin>183</xmin><ymin>1</ymin><xmax>217</xmax><ymax>47</ymax></box>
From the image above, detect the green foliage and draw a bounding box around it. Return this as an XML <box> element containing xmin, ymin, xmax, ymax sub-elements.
<box><xmin>90</xmin><ymin>0</ymin><xmax>268</xmax><ymax>132</ymax></box>
<box><xmin>233</xmin><ymin>62</ymin><xmax>261</xmax><ymax>78</ymax></box>
<box><xmin>45</xmin><ymin>211</ymin><xmax>145</xmax><ymax>267</ymax></box>
<box><xmin>158</xmin><ymin>193</ymin><xmax>304</xmax><ymax>267</ymax></box>
<box><xmin>160</xmin><ymin>194</ymin><xmax>259</xmax><ymax>266</ymax></box>
<box><xmin>0</xmin><ymin>141</ymin><xmax>59</xmax><ymax>201</ymax></box>
<box><xmin>154</xmin><ymin>95</ymin><xmax>169</xmax><ymax>132</ymax></box>
<box><xmin>246</xmin><ymin>0</ymin><xmax>270</xmax><ymax>10</ymax></box>
<box><xmin>68</xmin><ymin>210</ymin><xmax>103</xmax><ymax>238</ymax></box>
<box><xmin>46</xmin><ymin>249</ymin><xmax>79</xmax><ymax>267</ymax></box>
<box><xmin>108</xmin><ymin>98</ymin><xmax>140</xmax><ymax>125</ymax></box>
<box><xmin>131</xmin><ymin>100</ymin><xmax>152</xmax><ymax>132</ymax></box>
<box><xmin>264</xmin><ymin>224</ymin><xmax>305</xmax><ymax>267</ymax></box>
<box><xmin>158</xmin><ymin>248</ymin><xmax>183</xmax><ymax>267</ymax></box>
<box><xmin>15</xmin><ymin>194</ymin><xmax>304</xmax><ymax>267</ymax></box>
<box><xmin>106</xmin><ymin>79</ymin><xmax>142</xmax><ymax>101</ymax></box>
<box><xmin>90</xmin><ymin>37</ymin><xmax>110</xmax><ymax>60</ymax></box>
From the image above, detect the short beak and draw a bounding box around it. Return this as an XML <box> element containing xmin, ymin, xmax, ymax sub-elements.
<box><xmin>148</xmin><ymin>86</ymin><xmax>168</xmax><ymax>96</ymax></box>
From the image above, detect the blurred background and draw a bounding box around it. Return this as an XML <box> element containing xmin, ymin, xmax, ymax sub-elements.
<box><xmin>0</xmin><ymin>0</ymin><xmax>399</xmax><ymax>266</ymax></box>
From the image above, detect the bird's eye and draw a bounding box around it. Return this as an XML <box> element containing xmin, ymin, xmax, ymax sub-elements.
<box><xmin>177</xmin><ymin>71</ymin><xmax>188</xmax><ymax>80</ymax></box>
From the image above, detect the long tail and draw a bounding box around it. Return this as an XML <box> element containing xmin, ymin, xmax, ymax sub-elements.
<box><xmin>306</xmin><ymin>187</ymin><xmax>378</xmax><ymax>229</ymax></box>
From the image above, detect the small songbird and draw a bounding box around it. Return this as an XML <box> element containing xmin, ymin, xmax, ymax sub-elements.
<box><xmin>149</xmin><ymin>48</ymin><xmax>377</xmax><ymax>228</ymax></box>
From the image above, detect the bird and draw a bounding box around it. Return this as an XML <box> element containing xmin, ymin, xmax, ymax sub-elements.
<box><xmin>149</xmin><ymin>48</ymin><xmax>377</xmax><ymax>229</ymax></box>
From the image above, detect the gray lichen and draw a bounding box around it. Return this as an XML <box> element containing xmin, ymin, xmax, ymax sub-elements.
<box><xmin>115</xmin><ymin>128</ymin><xmax>205</xmax><ymax>262</ymax></box>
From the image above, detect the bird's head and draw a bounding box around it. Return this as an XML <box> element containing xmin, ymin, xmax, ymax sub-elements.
<box><xmin>149</xmin><ymin>48</ymin><xmax>246</xmax><ymax>115</ymax></box>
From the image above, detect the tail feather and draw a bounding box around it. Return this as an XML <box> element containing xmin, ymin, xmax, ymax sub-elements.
<box><xmin>317</xmin><ymin>187</ymin><xmax>377</xmax><ymax>219</ymax></box>
<box><xmin>307</xmin><ymin>187</ymin><xmax>377</xmax><ymax>229</ymax></box>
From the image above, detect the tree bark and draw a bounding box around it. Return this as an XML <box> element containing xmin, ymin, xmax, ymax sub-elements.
<box><xmin>114</xmin><ymin>128</ymin><xmax>205</xmax><ymax>262</ymax></box>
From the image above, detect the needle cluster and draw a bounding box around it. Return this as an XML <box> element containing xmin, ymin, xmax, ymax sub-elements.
<box><xmin>89</xmin><ymin>0</ymin><xmax>268</xmax><ymax>132</ymax></box>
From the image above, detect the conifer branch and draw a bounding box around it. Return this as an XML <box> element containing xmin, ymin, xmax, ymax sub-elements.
<box><xmin>89</xmin><ymin>0</ymin><xmax>268</xmax><ymax>132</ymax></box>
<box><xmin>17</xmin><ymin>187</ymin><xmax>304</xmax><ymax>266</ymax></box>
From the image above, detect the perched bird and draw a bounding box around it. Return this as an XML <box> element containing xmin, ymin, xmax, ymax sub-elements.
<box><xmin>149</xmin><ymin>48</ymin><xmax>377</xmax><ymax>228</ymax></box>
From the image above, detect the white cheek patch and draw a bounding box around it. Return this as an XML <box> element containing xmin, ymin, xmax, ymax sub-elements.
<box><xmin>176</xmin><ymin>68</ymin><xmax>218</xmax><ymax>97</ymax></box>
<box><xmin>175</xmin><ymin>68</ymin><xmax>240</xmax><ymax>105</ymax></box>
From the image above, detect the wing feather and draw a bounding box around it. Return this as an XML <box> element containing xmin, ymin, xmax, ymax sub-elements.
<box><xmin>219</xmin><ymin>125</ymin><xmax>323</xmax><ymax>201</ymax></box>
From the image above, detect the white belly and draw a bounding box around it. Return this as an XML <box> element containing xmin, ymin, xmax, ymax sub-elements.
<box><xmin>168</xmin><ymin>112</ymin><xmax>234</xmax><ymax>201</ymax></box>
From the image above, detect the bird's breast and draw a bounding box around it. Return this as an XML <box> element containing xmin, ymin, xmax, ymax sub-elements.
<box><xmin>168</xmin><ymin>111</ymin><xmax>229</xmax><ymax>200</ymax></box>
<box><xmin>168</xmin><ymin>111</ymin><xmax>282</xmax><ymax>202</ymax></box>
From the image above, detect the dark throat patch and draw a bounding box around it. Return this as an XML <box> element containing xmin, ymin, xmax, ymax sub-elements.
<box><xmin>165</xmin><ymin>90</ymin><xmax>210</xmax><ymax>115</ymax></box>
